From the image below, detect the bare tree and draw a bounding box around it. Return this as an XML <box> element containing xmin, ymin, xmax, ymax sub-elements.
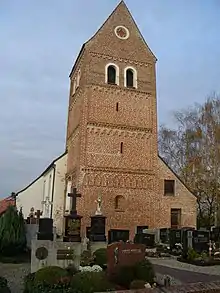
<box><xmin>159</xmin><ymin>93</ymin><xmax>220</xmax><ymax>228</ymax></box>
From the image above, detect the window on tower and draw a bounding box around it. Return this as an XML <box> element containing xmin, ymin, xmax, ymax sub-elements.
<box><xmin>105</xmin><ymin>63</ymin><xmax>119</xmax><ymax>85</ymax></box>
<box><xmin>124</xmin><ymin>67</ymin><xmax>137</xmax><ymax>88</ymax></box>
<box><xmin>126</xmin><ymin>69</ymin><xmax>134</xmax><ymax>87</ymax></box>
<box><xmin>107</xmin><ymin>66</ymin><xmax>116</xmax><ymax>84</ymax></box>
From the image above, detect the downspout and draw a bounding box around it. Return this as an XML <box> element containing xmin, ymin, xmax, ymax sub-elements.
<box><xmin>50</xmin><ymin>165</ymin><xmax>56</xmax><ymax>219</ymax></box>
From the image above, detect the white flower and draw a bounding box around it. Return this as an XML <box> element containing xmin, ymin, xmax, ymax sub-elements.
<box><xmin>91</xmin><ymin>265</ymin><xmax>103</xmax><ymax>272</ymax></box>
<box><xmin>144</xmin><ymin>283</ymin><xmax>151</xmax><ymax>288</ymax></box>
<box><xmin>79</xmin><ymin>265</ymin><xmax>103</xmax><ymax>272</ymax></box>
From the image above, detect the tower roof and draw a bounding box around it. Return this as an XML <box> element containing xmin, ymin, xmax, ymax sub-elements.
<box><xmin>69</xmin><ymin>1</ymin><xmax>156</xmax><ymax>77</ymax></box>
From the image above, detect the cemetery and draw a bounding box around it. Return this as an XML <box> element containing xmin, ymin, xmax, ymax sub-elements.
<box><xmin>1</xmin><ymin>191</ymin><xmax>220</xmax><ymax>292</ymax></box>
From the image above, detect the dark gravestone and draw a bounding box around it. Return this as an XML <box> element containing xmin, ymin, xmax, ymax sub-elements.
<box><xmin>37</xmin><ymin>218</ymin><xmax>53</xmax><ymax>241</ymax></box>
<box><xmin>137</xmin><ymin>226</ymin><xmax>148</xmax><ymax>234</ymax></box>
<box><xmin>108</xmin><ymin>229</ymin><xmax>129</xmax><ymax>244</ymax></box>
<box><xmin>170</xmin><ymin>229</ymin><xmax>181</xmax><ymax>250</ymax></box>
<box><xmin>63</xmin><ymin>187</ymin><xmax>82</xmax><ymax>242</ymax></box>
<box><xmin>160</xmin><ymin>228</ymin><xmax>170</xmax><ymax>244</ymax></box>
<box><xmin>193</xmin><ymin>230</ymin><xmax>210</xmax><ymax>253</ymax></box>
<box><xmin>90</xmin><ymin>215</ymin><xmax>106</xmax><ymax>242</ymax></box>
<box><xmin>63</xmin><ymin>215</ymin><xmax>82</xmax><ymax>242</ymax></box>
<box><xmin>182</xmin><ymin>228</ymin><xmax>194</xmax><ymax>247</ymax></box>
<box><xmin>211</xmin><ymin>227</ymin><xmax>220</xmax><ymax>242</ymax></box>
<box><xmin>134</xmin><ymin>233</ymin><xmax>155</xmax><ymax>248</ymax></box>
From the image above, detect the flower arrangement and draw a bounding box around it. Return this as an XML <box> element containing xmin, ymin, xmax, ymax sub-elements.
<box><xmin>79</xmin><ymin>265</ymin><xmax>103</xmax><ymax>272</ymax></box>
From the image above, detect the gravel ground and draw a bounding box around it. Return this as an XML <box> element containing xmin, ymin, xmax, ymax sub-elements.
<box><xmin>149</xmin><ymin>257</ymin><xmax>220</xmax><ymax>276</ymax></box>
<box><xmin>0</xmin><ymin>263</ymin><xmax>30</xmax><ymax>293</ymax></box>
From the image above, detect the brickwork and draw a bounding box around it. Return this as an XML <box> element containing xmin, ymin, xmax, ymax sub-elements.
<box><xmin>65</xmin><ymin>1</ymin><xmax>197</xmax><ymax>239</ymax></box>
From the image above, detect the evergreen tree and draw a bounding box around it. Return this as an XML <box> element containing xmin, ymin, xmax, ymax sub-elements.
<box><xmin>0</xmin><ymin>205</ymin><xmax>26</xmax><ymax>256</ymax></box>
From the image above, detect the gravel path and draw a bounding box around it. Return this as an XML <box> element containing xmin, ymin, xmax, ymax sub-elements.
<box><xmin>0</xmin><ymin>263</ymin><xmax>30</xmax><ymax>293</ymax></box>
<box><xmin>154</xmin><ymin>264</ymin><xmax>220</xmax><ymax>284</ymax></box>
<box><xmin>149</xmin><ymin>257</ymin><xmax>220</xmax><ymax>276</ymax></box>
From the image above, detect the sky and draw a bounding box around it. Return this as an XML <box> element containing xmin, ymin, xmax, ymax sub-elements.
<box><xmin>0</xmin><ymin>0</ymin><xmax>220</xmax><ymax>197</ymax></box>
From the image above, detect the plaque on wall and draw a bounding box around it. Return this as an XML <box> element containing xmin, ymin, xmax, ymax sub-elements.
<box><xmin>35</xmin><ymin>247</ymin><xmax>48</xmax><ymax>260</ymax></box>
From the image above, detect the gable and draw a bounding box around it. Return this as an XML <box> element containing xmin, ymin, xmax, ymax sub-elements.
<box><xmin>158</xmin><ymin>155</ymin><xmax>196</xmax><ymax>201</ymax></box>
<box><xmin>16</xmin><ymin>152</ymin><xmax>67</xmax><ymax>195</ymax></box>
<box><xmin>86</xmin><ymin>1</ymin><xmax>156</xmax><ymax>63</ymax></box>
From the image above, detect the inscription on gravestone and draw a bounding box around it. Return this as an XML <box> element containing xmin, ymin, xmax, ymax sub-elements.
<box><xmin>107</xmin><ymin>242</ymin><xmax>145</xmax><ymax>276</ymax></box>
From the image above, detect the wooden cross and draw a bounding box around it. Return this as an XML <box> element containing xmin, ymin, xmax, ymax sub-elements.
<box><xmin>68</xmin><ymin>187</ymin><xmax>81</xmax><ymax>215</ymax></box>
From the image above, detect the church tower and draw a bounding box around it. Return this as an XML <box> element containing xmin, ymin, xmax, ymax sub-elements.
<box><xmin>65</xmin><ymin>1</ymin><xmax>161</xmax><ymax>239</ymax></box>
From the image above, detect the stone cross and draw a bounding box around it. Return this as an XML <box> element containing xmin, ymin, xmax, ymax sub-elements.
<box><xmin>68</xmin><ymin>187</ymin><xmax>81</xmax><ymax>215</ymax></box>
<box><xmin>41</xmin><ymin>196</ymin><xmax>53</xmax><ymax>218</ymax></box>
<box><xmin>95</xmin><ymin>196</ymin><xmax>102</xmax><ymax>216</ymax></box>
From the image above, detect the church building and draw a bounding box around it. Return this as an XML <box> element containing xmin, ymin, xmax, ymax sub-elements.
<box><xmin>65</xmin><ymin>1</ymin><xmax>197</xmax><ymax>239</ymax></box>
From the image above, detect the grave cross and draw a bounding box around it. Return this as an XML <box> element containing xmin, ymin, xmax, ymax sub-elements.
<box><xmin>41</xmin><ymin>196</ymin><xmax>53</xmax><ymax>218</ymax></box>
<box><xmin>35</xmin><ymin>209</ymin><xmax>42</xmax><ymax>219</ymax></box>
<box><xmin>68</xmin><ymin>187</ymin><xmax>81</xmax><ymax>215</ymax></box>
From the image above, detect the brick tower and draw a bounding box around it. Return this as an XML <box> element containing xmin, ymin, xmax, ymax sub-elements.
<box><xmin>65</xmin><ymin>1</ymin><xmax>161</xmax><ymax>239</ymax></box>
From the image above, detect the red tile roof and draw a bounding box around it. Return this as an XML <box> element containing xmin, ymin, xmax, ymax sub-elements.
<box><xmin>0</xmin><ymin>196</ymin><xmax>15</xmax><ymax>215</ymax></box>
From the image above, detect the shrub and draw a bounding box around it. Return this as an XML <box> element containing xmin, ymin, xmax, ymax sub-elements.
<box><xmin>71</xmin><ymin>271</ymin><xmax>114</xmax><ymax>293</ymax></box>
<box><xmin>66</xmin><ymin>264</ymin><xmax>78</xmax><ymax>276</ymax></box>
<box><xmin>23</xmin><ymin>273</ymin><xmax>35</xmax><ymax>293</ymax></box>
<box><xmin>110</xmin><ymin>259</ymin><xmax>155</xmax><ymax>288</ymax></box>
<box><xmin>0</xmin><ymin>276</ymin><xmax>11</xmax><ymax>293</ymax></box>
<box><xmin>93</xmin><ymin>248</ymin><xmax>107</xmax><ymax>267</ymax></box>
<box><xmin>0</xmin><ymin>206</ymin><xmax>26</xmax><ymax>256</ymax></box>
<box><xmin>32</xmin><ymin>283</ymin><xmax>72</xmax><ymax>293</ymax></box>
<box><xmin>187</xmin><ymin>248</ymin><xmax>200</xmax><ymax>261</ymax></box>
<box><xmin>34</xmin><ymin>266</ymin><xmax>69</xmax><ymax>286</ymax></box>
<box><xmin>134</xmin><ymin>259</ymin><xmax>155</xmax><ymax>284</ymax></box>
<box><xmin>130</xmin><ymin>279</ymin><xmax>146</xmax><ymax>289</ymax></box>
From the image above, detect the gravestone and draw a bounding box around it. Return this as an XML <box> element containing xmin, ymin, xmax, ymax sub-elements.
<box><xmin>182</xmin><ymin>229</ymin><xmax>210</xmax><ymax>256</ymax></box>
<box><xmin>107</xmin><ymin>242</ymin><xmax>145</xmax><ymax>276</ymax></box>
<box><xmin>160</xmin><ymin>228</ymin><xmax>170</xmax><ymax>244</ymax></box>
<box><xmin>134</xmin><ymin>233</ymin><xmax>155</xmax><ymax>248</ymax></box>
<box><xmin>211</xmin><ymin>227</ymin><xmax>220</xmax><ymax>242</ymax></box>
<box><xmin>170</xmin><ymin>229</ymin><xmax>182</xmax><ymax>250</ymax></box>
<box><xmin>63</xmin><ymin>187</ymin><xmax>82</xmax><ymax>242</ymax></box>
<box><xmin>108</xmin><ymin>229</ymin><xmax>129</xmax><ymax>244</ymax></box>
<box><xmin>31</xmin><ymin>240</ymin><xmax>81</xmax><ymax>273</ymax></box>
<box><xmin>193</xmin><ymin>230</ymin><xmax>210</xmax><ymax>253</ymax></box>
<box><xmin>90</xmin><ymin>196</ymin><xmax>106</xmax><ymax>242</ymax></box>
<box><xmin>137</xmin><ymin>226</ymin><xmax>148</xmax><ymax>234</ymax></box>
<box><xmin>37</xmin><ymin>218</ymin><xmax>53</xmax><ymax>241</ymax></box>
